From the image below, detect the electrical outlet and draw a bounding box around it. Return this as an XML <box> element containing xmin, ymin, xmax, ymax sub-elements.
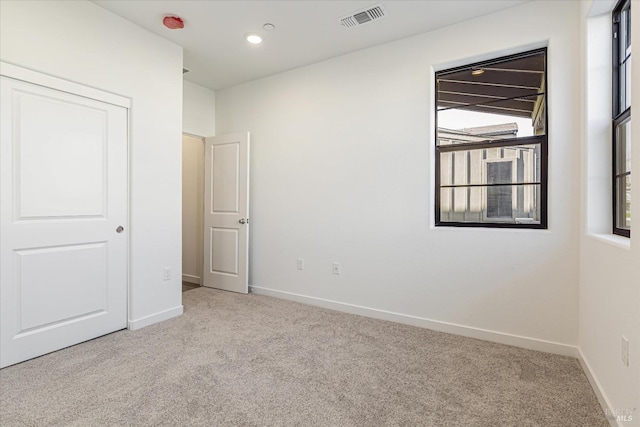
<box><xmin>332</xmin><ymin>262</ymin><xmax>340</xmax><ymax>275</ymax></box>
<box><xmin>621</xmin><ymin>336</ymin><xmax>629</xmax><ymax>367</ymax></box>
<box><xmin>163</xmin><ymin>267</ymin><xmax>172</xmax><ymax>281</ymax></box>
<box><xmin>297</xmin><ymin>258</ymin><xmax>304</xmax><ymax>270</ymax></box>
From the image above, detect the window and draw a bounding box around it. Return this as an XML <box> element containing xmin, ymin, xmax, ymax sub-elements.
<box><xmin>435</xmin><ymin>49</ymin><xmax>548</xmax><ymax>228</ymax></box>
<box><xmin>613</xmin><ymin>0</ymin><xmax>631</xmax><ymax>237</ymax></box>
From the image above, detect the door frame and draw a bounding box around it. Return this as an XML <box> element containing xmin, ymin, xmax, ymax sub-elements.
<box><xmin>0</xmin><ymin>61</ymin><xmax>132</xmax><ymax>329</ymax></box>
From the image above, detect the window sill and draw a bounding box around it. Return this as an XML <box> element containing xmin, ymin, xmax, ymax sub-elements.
<box><xmin>432</xmin><ymin>225</ymin><xmax>551</xmax><ymax>234</ymax></box>
<box><xmin>587</xmin><ymin>233</ymin><xmax>631</xmax><ymax>250</ymax></box>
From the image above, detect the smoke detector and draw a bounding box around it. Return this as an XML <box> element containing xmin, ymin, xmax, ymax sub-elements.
<box><xmin>339</xmin><ymin>4</ymin><xmax>386</xmax><ymax>29</ymax></box>
<box><xmin>163</xmin><ymin>15</ymin><xmax>184</xmax><ymax>30</ymax></box>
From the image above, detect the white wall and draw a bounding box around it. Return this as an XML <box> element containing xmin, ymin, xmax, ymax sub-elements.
<box><xmin>182</xmin><ymin>134</ymin><xmax>204</xmax><ymax>284</ymax></box>
<box><xmin>580</xmin><ymin>1</ymin><xmax>640</xmax><ymax>424</ymax></box>
<box><xmin>216</xmin><ymin>1</ymin><xmax>581</xmax><ymax>351</ymax></box>
<box><xmin>0</xmin><ymin>1</ymin><xmax>184</xmax><ymax>327</ymax></box>
<box><xmin>183</xmin><ymin>80</ymin><xmax>216</xmax><ymax>137</ymax></box>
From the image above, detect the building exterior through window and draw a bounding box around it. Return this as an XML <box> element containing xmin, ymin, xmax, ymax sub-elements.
<box><xmin>435</xmin><ymin>48</ymin><xmax>547</xmax><ymax>228</ymax></box>
<box><xmin>438</xmin><ymin>123</ymin><xmax>541</xmax><ymax>224</ymax></box>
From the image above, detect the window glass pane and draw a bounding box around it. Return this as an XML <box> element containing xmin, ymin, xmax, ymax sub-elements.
<box><xmin>440</xmin><ymin>184</ymin><xmax>540</xmax><ymax>224</ymax></box>
<box><xmin>620</xmin><ymin>8</ymin><xmax>628</xmax><ymax>58</ymax></box>
<box><xmin>625</xmin><ymin>59</ymin><xmax>631</xmax><ymax>110</ymax></box>
<box><xmin>437</xmin><ymin>95</ymin><xmax>544</xmax><ymax>144</ymax></box>
<box><xmin>619</xmin><ymin>58</ymin><xmax>631</xmax><ymax>112</ymax></box>
<box><xmin>616</xmin><ymin>174</ymin><xmax>631</xmax><ymax>230</ymax></box>
<box><xmin>625</xmin><ymin>7</ymin><xmax>631</xmax><ymax>56</ymax></box>
<box><xmin>436</xmin><ymin>51</ymin><xmax>546</xmax><ymax>146</ymax></box>
<box><xmin>615</xmin><ymin>1</ymin><xmax>631</xmax><ymax>116</ymax></box>
<box><xmin>616</xmin><ymin>119</ymin><xmax>632</xmax><ymax>174</ymax></box>
<box><xmin>624</xmin><ymin>6</ymin><xmax>631</xmax><ymax>53</ymax></box>
<box><xmin>619</xmin><ymin>61</ymin><xmax>627</xmax><ymax>111</ymax></box>
<box><xmin>439</xmin><ymin>144</ymin><xmax>541</xmax><ymax>186</ymax></box>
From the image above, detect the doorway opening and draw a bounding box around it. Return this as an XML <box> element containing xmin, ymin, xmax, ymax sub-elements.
<box><xmin>182</xmin><ymin>133</ymin><xmax>205</xmax><ymax>293</ymax></box>
<box><xmin>182</xmin><ymin>131</ymin><xmax>250</xmax><ymax>294</ymax></box>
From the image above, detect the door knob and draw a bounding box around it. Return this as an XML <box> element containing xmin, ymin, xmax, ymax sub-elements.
<box><xmin>239</xmin><ymin>219</ymin><xmax>246</xmax><ymax>224</ymax></box>
<box><xmin>116</xmin><ymin>226</ymin><xmax>124</xmax><ymax>233</ymax></box>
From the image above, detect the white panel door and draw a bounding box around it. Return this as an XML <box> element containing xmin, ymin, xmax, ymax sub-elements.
<box><xmin>203</xmin><ymin>132</ymin><xmax>249</xmax><ymax>293</ymax></box>
<box><xmin>0</xmin><ymin>72</ymin><xmax>128</xmax><ymax>368</ymax></box>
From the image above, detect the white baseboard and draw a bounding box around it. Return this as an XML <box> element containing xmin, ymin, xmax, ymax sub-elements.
<box><xmin>182</xmin><ymin>274</ymin><xmax>201</xmax><ymax>285</ymax></box>
<box><xmin>249</xmin><ymin>286</ymin><xmax>578</xmax><ymax>357</ymax></box>
<box><xmin>576</xmin><ymin>348</ymin><xmax>619</xmax><ymax>427</ymax></box>
<box><xmin>128</xmin><ymin>305</ymin><xmax>183</xmax><ymax>331</ymax></box>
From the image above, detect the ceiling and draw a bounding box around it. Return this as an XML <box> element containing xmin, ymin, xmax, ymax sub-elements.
<box><xmin>93</xmin><ymin>1</ymin><xmax>530</xmax><ymax>91</ymax></box>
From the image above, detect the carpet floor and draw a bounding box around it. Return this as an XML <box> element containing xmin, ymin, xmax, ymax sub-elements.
<box><xmin>0</xmin><ymin>288</ymin><xmax>608</xmax><ymax>426</ymax></box>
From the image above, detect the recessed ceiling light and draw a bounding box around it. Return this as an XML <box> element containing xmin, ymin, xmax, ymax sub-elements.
<box><xmin>245</xmin><ymin>33</ymin><xmax>263</xmax><ymax>45</ymax></box>
<box><xmin>471</xmin><ymin>69</ymin><xmax>485</xmax><ymax>76</ymax></box>
<box><xmin>263</xmin><ymin>23</ymin><xmax>275</xmax><ymax>31</ymax></box>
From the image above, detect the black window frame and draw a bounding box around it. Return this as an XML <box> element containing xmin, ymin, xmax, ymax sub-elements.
<box><xmin>612</xmin><ymin>0</ymin><xmax>631</xmax><ymax>238</ymax></box>
<box><xmin>434</xmin><ymin>48</ymin><xmax>548</xmax><ymax>229</ymax></box>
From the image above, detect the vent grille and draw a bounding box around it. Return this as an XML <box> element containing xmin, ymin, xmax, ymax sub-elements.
<box><xmin>339</xmin><ymin>4</ymin><xmax>386</xmax><ymax>29</ymax></box>
<box><xmin>353</xmin><ymin>12</ymin><xmax>372</xmax><ymax>25</ymax></box>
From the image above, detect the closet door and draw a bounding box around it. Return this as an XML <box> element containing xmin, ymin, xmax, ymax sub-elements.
<box><xmin>0</xmin><ymin>65</ymin><xmax>129</xmax><ymax>368</ymax></box>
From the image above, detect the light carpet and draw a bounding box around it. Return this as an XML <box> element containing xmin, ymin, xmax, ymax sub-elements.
<box><xmin>0</xmin><ymin>288</ymin><xmax>608</xmax><ymax>426</ymax></box>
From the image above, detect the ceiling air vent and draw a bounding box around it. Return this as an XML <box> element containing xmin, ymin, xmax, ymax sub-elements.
<box><xmin>339</xmin><ymin>4</ymin><xmax>386</xmax><ymax>29</ymax></box>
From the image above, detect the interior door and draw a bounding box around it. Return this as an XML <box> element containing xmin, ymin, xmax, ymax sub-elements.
<box><xmin>0</xmin><ymin>68</ymin><xmax>128</xmax><ymax>368</ymax></box>
<box><xmin>202</xmin><ymin>132</ymin><xmax>250</xmax><ymax>294</ymax></box>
